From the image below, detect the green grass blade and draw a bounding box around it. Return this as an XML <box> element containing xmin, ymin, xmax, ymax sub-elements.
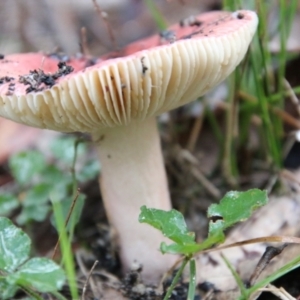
<box><xmin>163</xmin><ymin>258</ymin><xmax>189</xmax><ymax>300</ymax></box>
<box><xmin>187</xmin><ymin>259</ymin><xmax>196</xmax><ymax>300</ymax></box>
<box><xmin>143</xmin><ymin>0</ymin><xmax>167</xmax><ymax>31</ymax></box>
<box><xmin>222</xmin><ymin>254</ymin><xmax>247</xmax><ymax>298</ymax></box>
<box><xmin>52</xmin><ymin>199</ymin><xmax>79</xmax><ymax>300</ymax></box>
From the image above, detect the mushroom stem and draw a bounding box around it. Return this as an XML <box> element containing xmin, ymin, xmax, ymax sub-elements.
<box><xmin>93</xmin><ymin>117</ymin><xmax>175</xmax><ymax>283</ymax></box>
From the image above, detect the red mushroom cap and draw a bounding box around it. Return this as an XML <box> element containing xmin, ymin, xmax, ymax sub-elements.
<box><xmin>0</xmin><ymin>10</ymin><xmax>258</xmax><ymax>132</ymax></box>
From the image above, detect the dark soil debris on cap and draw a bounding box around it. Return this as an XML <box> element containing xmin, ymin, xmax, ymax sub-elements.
<box><xmin>0</xmin><ymin>54</ymin><xmax>4</xmax><ymax>60</ymax></box>
<box><xmin>0</xmin><ymin>76</ymin><xmax>14</xmax><ymax>84</ymax></box>
<box><xmin>237</xmin><ymin>12</ymin><xmax>245</xmax><ymax>19</ymax></box>
<box><xmin>19</xmin><ymin>61</ymin><xmax>74</xmax><ymax>94</ymax></box>
<box><xmin>160</xmin><ymin>30</ymin><xmax>177</xmax><ymax>43</ymax></box>
<box><xmin>180</xmin><ymin>16</ymin><xmax>203</xmax><ymax>27</ymax></box>
<box><xmin>84</xmin><ymin>57</ymin><xmax>98</xmax><ymax>68</ymax></box>
<box><xmin>8</xmin><ymin>83</ymin><xmax>15</xmax><ymax>90</ymax></box>
<box><xmin>47</xmin><ymin>51</ymin><xmax>70</xmax><ymax>62</ymax></box>
<box><xmin>141</xmin><ymin>57</ymin><xmax>148</xmax><ymax>75</ymax></box>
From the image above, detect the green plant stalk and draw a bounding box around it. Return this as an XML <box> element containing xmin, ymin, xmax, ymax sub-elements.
<box><xmin>52</xmin><ymin>199</ymin><xmax>79</xmax><ymax>300</ymax></box>
<box><xmin>71</xmin><ymin>139</ymin><xmax>80</xmax><ymax>196</ymax></box>
<box><xmin>266</xmin><ymin>85</ymin><xmax>300</xmax><ymax>102</ymax></box>
<box><xmin>249</xmin><ymin>44</ymin><xmax>281</xmax><ymax>166</ymax></box>
<box><xmin>235</xmin><ymin>42</ymin><xmax>255</xmax><ymax>149</ymax></box>
<box><xmin>272</xmin><ymin>0</ymin><xmax>289</xmax><ymax>144</ymax></box>
<box><xmin>222</xmin><ymin>74</ymin><xmax>238</xmax><ymax>186</ymax></box>
<box><xmin>275</xmin><ymin>0</ymin><xmax>298</xmax><ymax>135</ymax></box>
<box><xmin>256</xmin><ymin>1</ymin><xmax>273</xmax><ymax>97</ymax></box>
<box><xmin>278</xmin><ymin>0</ymin><xmax>288</xmax><ymax>99</ymax></box>
<box><xmin>187</xmin><ymin>259</ymin><xmax>196</xmax><ymax>300</ymax></box>
<box><xmin>68</xmin><ymin>138</ymin><xmax>82</xmax><ymax>241</ymax></box>
<box><xmin>143</xmin><ymin>0</ymin><xmax>167</xmax><ymax>31</ymax></box>
<box><xmin>163</xmin><ymin>257</ymin><xmax>189</xmax><ymax>300</ymax></box>
<box><xmin>277</xmin><ymin>0</ymin><xmax>297</xmax><ymax>98</ymax></box>
<box><xmin>255</xmin><ymin>2</ymin><xmax>282</xmax><ymax>166</ymax></box>
<box><xmin>222</xmin><ymin>254</ymin><xmax>247</xmax><ymax>298</ymax></box>
<box><xmin>205</xmin><ymin>105</ymin><xmax>224</xmax><ymax>145</ymax></box>
<box><xmin>222</xmin><ymin>0</ymin><xmax>242</xmax><ymax>10</ymax></box>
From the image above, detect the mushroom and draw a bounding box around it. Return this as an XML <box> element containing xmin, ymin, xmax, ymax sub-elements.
<box><xmin>0</xmin><ymin>10</ymin><xmax>258</xmax><ymax>283</ymax></box>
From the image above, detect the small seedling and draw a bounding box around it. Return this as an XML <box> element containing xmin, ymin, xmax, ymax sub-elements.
<box><xmin>139</xmin><ymin>189</ymin><xmax>268</xmax><ymax>299</ymax></box>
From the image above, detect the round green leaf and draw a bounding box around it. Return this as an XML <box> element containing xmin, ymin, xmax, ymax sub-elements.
<box><xmin>0</xmin><ymin>278</ymin><xmax>18</xmax><ymax>299</ymax></box>
<box><xmin>50</xmin><ymin>136</ymin><xmax>86</xmax><ymax>165</ymax></box>
<box><xmin>9</xmin><ymin>151</ymin><xmax>46</xmax><ymax>185</ymax></box>
<box><xmin>0</xmin><ymin>194</ymin><xmax>19</xmax><ymax>216</ymax></box>
<box><xmin>0</xmin><ymin>217</ymin><xmax>30</xmax><ymax>272</ymax></box>
<box><xmin>23</xmin><ymin>183</ymin><xmax>52</xmax><ymax>206</ymax></box>
<box><xmin>139</xmin><ymin>206</ymin><xmax>196</xmax><ymax>245</ymax></box>
<box><xmin>9</xmin><ymin>258</ymin><xmax>65</xmax><ymax>292</ymax></box>
<box><xmin>207</xmin><ymin>189</ymin><xmax>268</xmax><ymax>238</ymax></box>
<box><xmin>77</xmin><ymin>159</ymin><xmax>100</xmax><ymax>182</ymax></box>
<box><xmin>16</xmin><ymin>204</ymin><xmax>50</xmax><ymax>225</ymax></box>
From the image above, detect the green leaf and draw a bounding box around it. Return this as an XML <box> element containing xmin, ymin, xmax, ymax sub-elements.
<box><xmin>41</xmin><ymin>165</ymin><xmax>69</xmax><ymax>185</ymax></box>
<box><xmin>16</xmin><ymin>204</ymin><xmax>50</xmax><ymax>225</ymax></box>
<box><xmin>9</xmin><ymin>151</ymin><xmax>46</xmax><ymax>185</ymax></box>
<box><xmin>50</xmin><ymin>136</ymin><xmax>86</xmax><ymax>165</ymax></box>
<box><xmin>0</xmin><ymin>194</ymin><xmax>19</xmax><ymax>216</ymax></box>
<box><xmin>143</xmin><ymin>0</ymin><xmax>167</xmax><ymax>30</ymax></box>
<box><xmin>139</xmin><ymin>190</ymin><xmax>268</xmax><ymax>256</ymax></box>
<box><xmin>0</xmin><ymin>217</ymin><xmax>30</xmax><ymax>272</ymax></box>
<box><xmin>139</xmin><ymin>206</ymin><xmax>196</xmax><ymax>245</ymax></box>
<box><xmin>77</xmin><ymin>159</ymin><xmax>100</xmax><ymax>182</ymax></box>
<box><xmin>41</xmin><ymin>165</ymin><xmax>73</xmax><ymax>200</ymax></box>
<box><xmin>23</xmin><ymin>183</ymin><xmax>52</xmax><ymax>206</ymax></box>
<box><xmin>207</xmin><ymin>189</ymin><xmax>268</xmax><ymax>239</ymax></box>
<box><xmin>7</xmin><ymin>258</ymin><xmax>65</xmax><ymax>292</ymax></box>
<box><xmin>15</xmin><ymin>183</ymin><xmax>52</xmax><ymax>225</ymax></box>
<box><xmin>0</xmin><ymin>278</ymin><xmax>18</xmax><ymax>299</ymax></box>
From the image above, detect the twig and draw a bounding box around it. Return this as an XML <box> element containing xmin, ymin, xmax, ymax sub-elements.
<box><xmin>280</xmin><ymin>169</ymin><xmax>300</xmax><ymax>186</ymax></box>
<box><xmin>248</xmin><ymin>244</ymin><xmax>287</xmax><ymax>287</ymax></box>
<box><xmin>92</xmin><ymin>0</ymin><xmax>117</xmax><ymax>50</ymax></box>
<box><xmin>186</xmin><ymin>103</ymin><xmax>205</xmax><ymax>152</ymax></box>
<box><xmin>272</xmin><ymin>107</ymin><xmax>300</xmax><ymax>129</ymax></box>
<box><xmin>76</xmin><ymin>251</ymin><xmax>102</xmax><ymax>299</ymax></box>
<box><xmin>81</xmin><ymin>260</ymin><xmax>99</xmax><ymax>300</ymax></box>
<box><xmin>239</xmin><ymin>90</ymin><xmax>300</xmax><ymax>129</ymax></box>
<box><xmin>80</xmin><ymin>27</ymin><xmax>90</xmax><ymax>56</ymax></box>
<box><xmin>51</xmin><ymin>190</ymin><xmax>80</xmax><ymax>260</ymax></box>
<box><xmin>284</xmin><ymin>78</ymin><xmax>300</xmax><ymax>117</ymax></box>
<box><xmin>180</xmin><ymin>148</ymin><xmax>221</xmax><ymax>199</ymax></box>
<box><xmin>259</xmin><ymin>284</ymin><xmax>296</xmax><ymax>300</ymax></box>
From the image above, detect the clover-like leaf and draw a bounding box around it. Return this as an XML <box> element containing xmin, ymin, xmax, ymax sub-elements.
<box><xmin>139</xmin><ymin>206</ymin><xmax>196</xmax><ymax>246</ymax></box>
<box><xmin>7</xmin><ymin>258</ymin><xmax>65</xmax><ymax>292</ymax></box>
<box><xmin>207</xmin><ymin>189</ymin><xmax>268</xmax><ymax>242</ymax></box>
<box><xmin>9</xmin><ymin>151</ymin><xmax>46</xmax><ymax>185</ymax></box>
<box><xmin>0</xmin><ymin>278</ymin><xmax>18</xmax><ymax>300</ymax></box>
<box><xmin>0</xmin><ymin>194</ymin><xmax>19</xmax><ymax>216</ymax></box>
<box><xmin>0</xmin><ymin>218</ymin><xmax>30</xmax><ymax>272</ymax></box>
<box><xmin>50</xmin><ymin>136</ymin><xmax>86</xmax><ymax>165</ymax></box>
